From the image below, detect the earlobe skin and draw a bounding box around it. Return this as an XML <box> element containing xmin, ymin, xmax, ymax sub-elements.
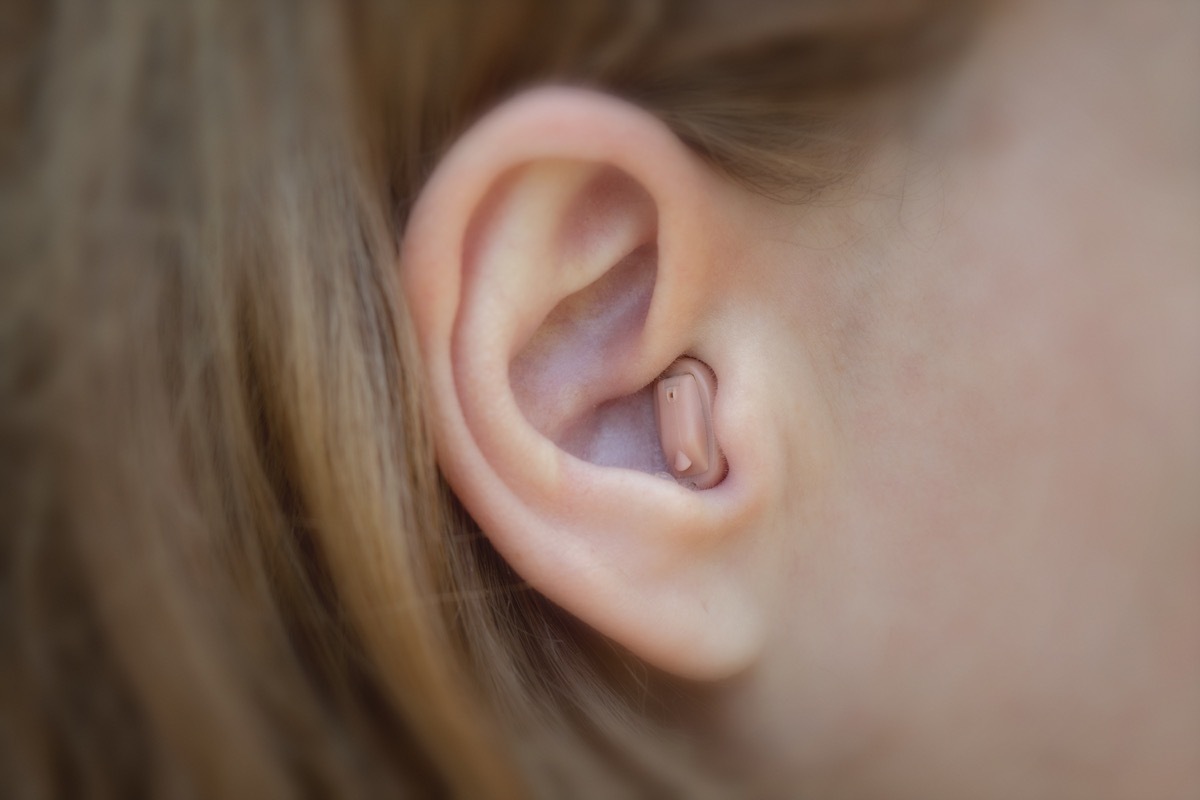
<box><xmin>399</xmin><ymin>88</ymin><xmax>776</xmax><ymax>680</ymax></box>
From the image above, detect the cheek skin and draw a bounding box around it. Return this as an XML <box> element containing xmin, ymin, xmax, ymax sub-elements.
<box><xmin>815</xmin><ymin>170</ymin><xmax>1200</xmax><ymax>794</ymax></box>
<box><xmin>747</xmin><ymin>3</ymin><xmax>1200</xmax><ymax>791</ymax></box>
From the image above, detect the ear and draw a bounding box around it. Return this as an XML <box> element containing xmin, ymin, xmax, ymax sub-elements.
<box><xmin>401</xmin><ymin>88</ymin><xmax>768</xmax><ymax>680</ymax></box>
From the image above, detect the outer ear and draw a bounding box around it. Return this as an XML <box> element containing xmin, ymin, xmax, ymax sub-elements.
<box><xmin>401</xmin><ymin>88</ymin><xmax>767</xmax><ymax>680</ymax></box>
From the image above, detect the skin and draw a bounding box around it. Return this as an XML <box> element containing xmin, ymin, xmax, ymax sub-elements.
<box><xmin>403</xmin><ymin>0</ymin><xmax>1198</xmax><ymax>796</ymax></box>
<box><xmin>720</xmin><ymin>1</ymin><xmax>1200</xmax><ymax>796</ymax></box>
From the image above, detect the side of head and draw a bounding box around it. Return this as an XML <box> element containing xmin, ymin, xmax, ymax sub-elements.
<box><xmin>2</xmin><ymin>2</ymin><xmax>972</xmax><ymax>795</ymax></box>
<box><xmin>3</xmin><ymin>1</ymin><xmax>1198</xmax><ymax>798</ymax></box>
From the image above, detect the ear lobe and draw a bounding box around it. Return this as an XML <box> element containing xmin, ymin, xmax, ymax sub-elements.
<box><xmin>401</xmin><ymin>88</ymin><xmax>766</xmax><ymax>680</ymax></box>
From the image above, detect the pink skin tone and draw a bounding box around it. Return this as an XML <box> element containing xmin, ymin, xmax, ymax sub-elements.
<box><xmin>721</xmin><ymin>2</ymin><xmax>1200</xmax><ymax>796</ymax></box>
<box><xmin>402</xmin><ymin>0</ymin><xmax>1199</xmax><ymax>796</ymax></box>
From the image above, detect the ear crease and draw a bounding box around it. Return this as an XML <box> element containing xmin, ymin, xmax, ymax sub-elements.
<box><xmin>510</xmin><ymin>242</ymin><xmax>657</xmax><ymax>438</ymax></box>
<box><xmin>555</xmin><ymin>166</ymin><xmax>658</xmax><ymax>295</ymax></box>
<box><xmin>509</xmin><ymin>167</ymin><xmax>662</xmax><ymax>469</ymax></box>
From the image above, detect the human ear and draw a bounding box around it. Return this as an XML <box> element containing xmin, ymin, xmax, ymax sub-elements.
<box><xmin>401</xmin><ymin>88</ymin><xmax>768</xmax><ymax>680</ymax></box>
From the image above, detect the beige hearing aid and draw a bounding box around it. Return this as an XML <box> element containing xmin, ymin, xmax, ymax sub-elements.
<box><xmin>654</xmin><ymin>357</ymin><xmax>725</xmax><ymax>489</ymax></box>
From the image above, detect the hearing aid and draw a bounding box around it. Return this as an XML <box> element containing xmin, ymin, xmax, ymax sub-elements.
<box><xmin>654</xmin><ymin>357</ymin><xmax>725</xmax><ymax>489</ymax></box>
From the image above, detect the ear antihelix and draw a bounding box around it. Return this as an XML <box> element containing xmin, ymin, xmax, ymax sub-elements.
<box><xmin>654</xmin><ymin>357</ymin><xmax>726</xmax><ymax>489</ymax></box>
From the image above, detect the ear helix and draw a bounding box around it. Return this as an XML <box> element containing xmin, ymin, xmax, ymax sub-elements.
<box><xmin>654</xmin><ymin>357</ymin><xmax>726</xmax><ymax>489</ymax></box>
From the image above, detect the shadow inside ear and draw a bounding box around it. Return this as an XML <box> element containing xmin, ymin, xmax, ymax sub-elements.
<box><xmin>509</xmin><ymin>168</ymin><xmax>667</xmax><ymax>475</ymax></box>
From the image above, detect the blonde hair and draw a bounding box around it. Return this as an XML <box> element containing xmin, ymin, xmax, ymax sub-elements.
<box><xmin>0</xmin><ymin>1</ymin><xmax>973</xmax><ymax>796</ymax></box>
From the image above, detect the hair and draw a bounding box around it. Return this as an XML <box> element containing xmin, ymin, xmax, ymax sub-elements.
<box><xmin>0</xmin><ymin>1</ymin><xmax>976</xmax><ymax>797</ymax></box>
